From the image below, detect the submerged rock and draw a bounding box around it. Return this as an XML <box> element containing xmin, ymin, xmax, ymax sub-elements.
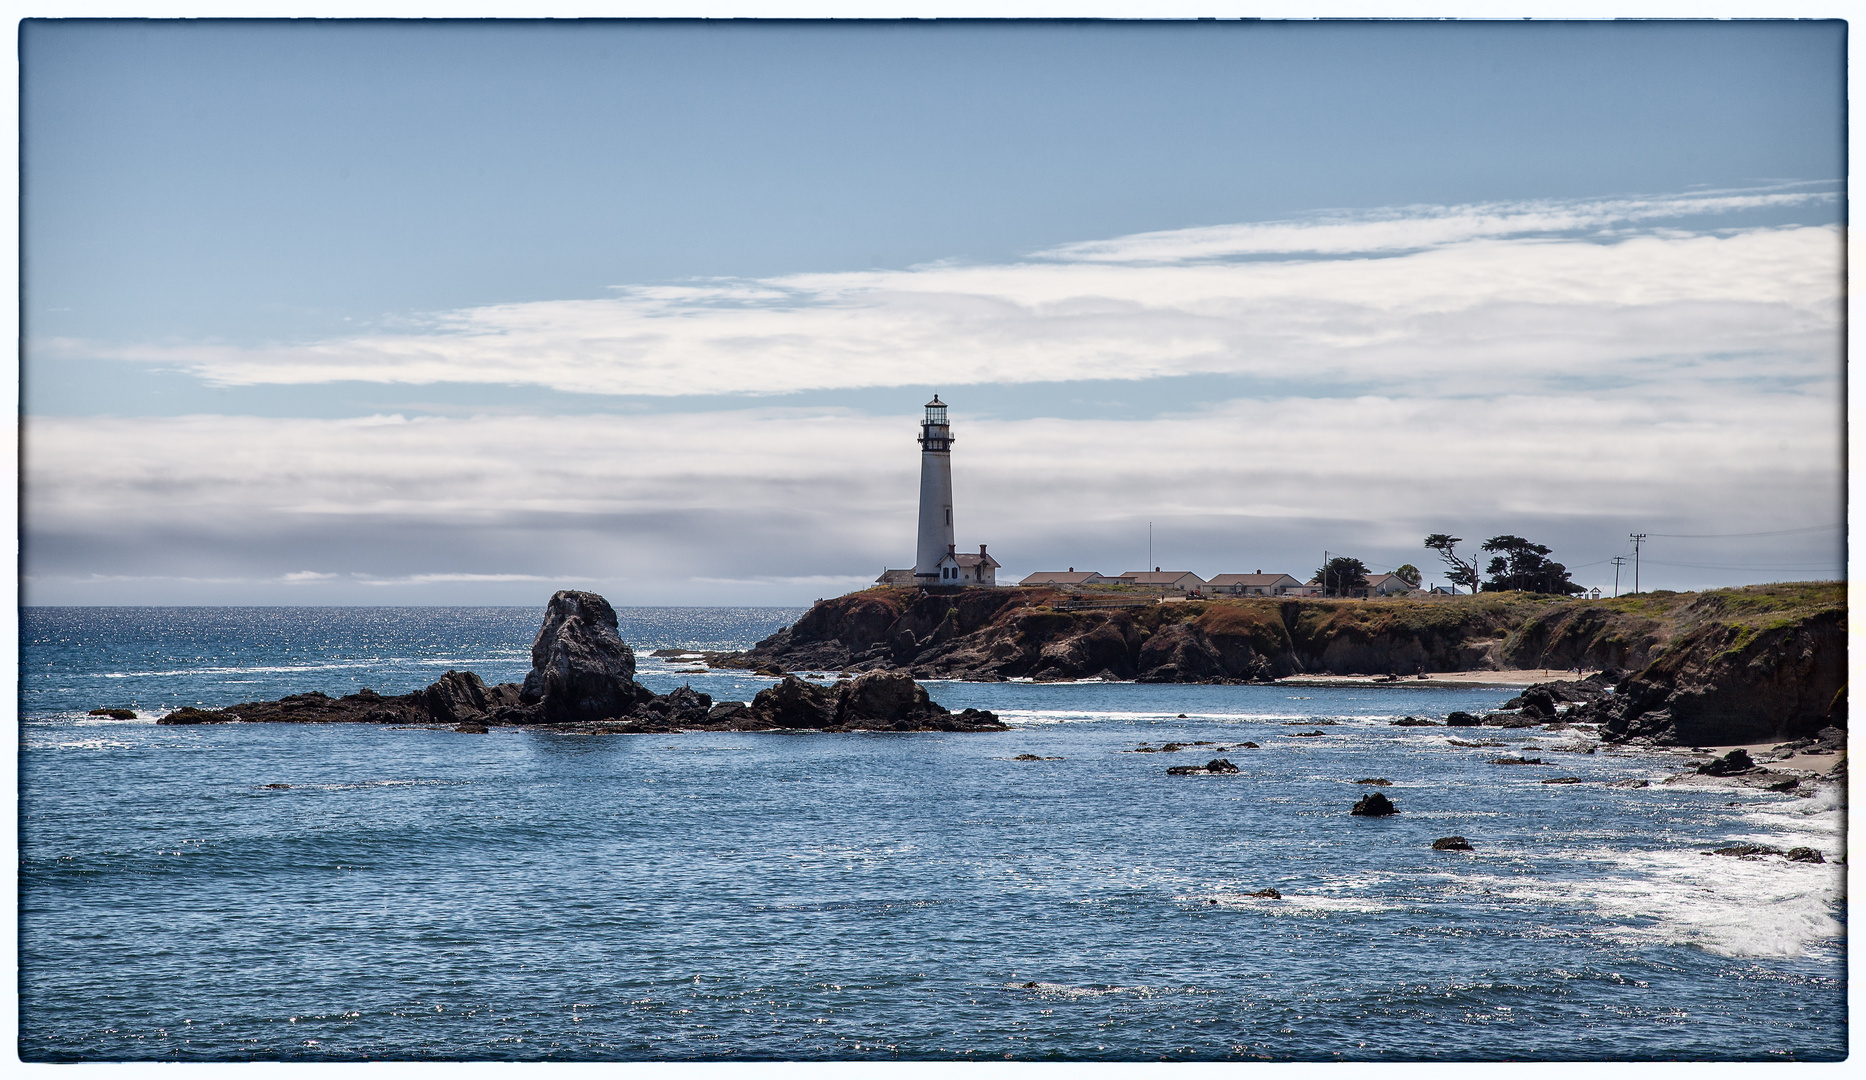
<box><xmin>88</xmin><ymin>708</ymin><xmax>137</xmax><ymax>720</ymax></box>
<box><xmin>1354</xmin><ymin>778</ymin><xmax>1392</xmax><ymax>786</ymax></box>
<box><xmin>1167</xmin><ymin>758</ymin><xmax>1240</xmax><ymax>776</ymax></box>
<box><xmin>1431</xmin><ymin>836</ymin><xmax>1473</xmax><ymax>850</ymax></box>
<box><xmin>157</xmin><ymin>707</ymin><xmax>238</xmax><ymax>725</ymax></box>
<box><xmin>1245</xmin><ymin>888</ymin><xmax>1282</xmax><ymax>899</ymax></box>
<box><xmin>1707</xmin><ymin>843</ymin><xmax>1782</xmax><ymax>858</ymax></box>
<box><xmin>1350</xmin><ymin>792</ymin><xmax>1398</xmax><ymax>816</ymax></box>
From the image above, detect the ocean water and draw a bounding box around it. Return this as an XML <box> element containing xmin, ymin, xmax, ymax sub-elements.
<box><xmin>17</xmin><ymin>607</ymin><xmax>1847</xmax><ymax>1061</ymax></box>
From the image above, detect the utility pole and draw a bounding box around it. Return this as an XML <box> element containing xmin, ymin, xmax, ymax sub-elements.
<box><xmin>1324</xmin><ymin>550</ymin><xmax>1330</xmax><ymax>596</ymax></box>
<box><xmin>1628</xmin><ymin>534</ymin><xmax>1647</xmax><ymax>595</ymax></box>
<box><xmin>1148</xmin><ymin>522</ymin><xmax>1152</xmax><ymax>573</ymax></box>
<box><xmin>1610</xmin><ymin>556</ymin><xmax>1626</xmax><ymax>598</ymax></box>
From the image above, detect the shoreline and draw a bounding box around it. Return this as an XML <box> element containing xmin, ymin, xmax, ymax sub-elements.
<box><xmin>1273</xmin><ymin>669</ymin><xmax>1598</xmax><ymax>690</ymax></box>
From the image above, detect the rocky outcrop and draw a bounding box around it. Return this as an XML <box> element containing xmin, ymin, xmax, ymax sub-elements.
<box><xmin>518</xmin><ymin>591</ymin><xmax>639</xmax><ymax>723</ymax></box>
<box><xmin>732</xmin><ymin>673</ymin><xmax>1005</xmax><ymax>732</ymax></box>
<box><xmin>1697</xmin><ymin>748</ymin><xmax>1755</xmax><ymax>776</ymax></box>
<box><xmin>716</xmin><ymin>584</ymin><xmax>1845</xmax><ymax>750</ymax></box>
<box><xmin>1431</xmin><ymin>836</ymin><xmax>1473</xmax><ymax>850</ymax></box>
<box><xmin>157</xmin><ymin>591</ymin><xmax>999</xmax><ymax>735</ymax></box>
<box><xmin>1166</xmin><ymin>758</ymin><xmax>1240</xmax><ymax>775</ymax></box>
<box><xmin>1350</xmin><ymin>792</ymin><xmax>1398</xmax><ymax>816</ymax></box>
<box><xmin>1593</xmin><ymin>608</ymin><xmax>1845</xmax><ymax>747</ymax></box>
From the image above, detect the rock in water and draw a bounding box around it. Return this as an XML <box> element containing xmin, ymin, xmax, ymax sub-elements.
<box><xmin>89</xmin><ymin>708</ymin><xmax>137</xmax><ymax>720</ymax></box>
<box><xmin>520</xmin><ymin>591</ymin><xmax>640</xmax><ymax>723</ymax></box>
<box><xmin>837</xmin><ymin>670</ymin><xmax>929</xmax><ymax>725</ymax></box>
<box><xmin>1351</xmin><ymin>792</ymin><xmax>1398</xmax><ymax>816</ymax></box>
<box><xmin>1432</xmin><ymin>836</ymin><xmax>1473</xmax><ymax>850</ymax></box>
<box><xmin>424</xmin><ymin>669</ymin><xmax>502</xmax><ymax>725</ymax></box>
<box><xmin>740</xmin><ymin>672</ymin><xmax>1007</xmax><ymax>732</ymax></box>
<box><xmin>1446</xmin><ymin>711</ymin><xmax>1480</xmax><ymax>727</ymax></box>
<box><xmin>1696</xmin><ymin>748</ymin><xmax>1754</xmax><ymax>776</ymax></box>
<box><xmin>157</xmin><ymin>707</ymin><xmax>237</xmax><ymax>725</ymax></box>
<box><xmin>750</xmin><ymin>676</ymin><xmax>840</xmax><ymax>729</ymax></box>
<box><xmin>1786</xmin><ymin>847</ymin><xmax>1826</xmax><ymax>863</ymax></box>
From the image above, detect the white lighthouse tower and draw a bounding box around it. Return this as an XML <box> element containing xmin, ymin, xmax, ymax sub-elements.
<box><xmin>913</xmin><ymin>395</ymin><xmax>956</xmax><ymax>584</ymax></box>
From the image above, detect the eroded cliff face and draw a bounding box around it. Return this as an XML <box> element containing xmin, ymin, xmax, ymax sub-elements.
<box><xmin>724</xmin><ymin>585</ymin><xmax>1847</xmax><ymax>750</ymax></box>
<box><xmin>1599</xmin><ymin>610</ymin><xmax>1846</xmax><ymax>745</ymax></box>
<box><xmin>725</xmin><ymin>587</ymin><xmax>1595</xmax><ymax>682</ymax></box>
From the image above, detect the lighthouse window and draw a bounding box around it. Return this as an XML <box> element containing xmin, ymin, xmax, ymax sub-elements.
<box><xmin>945</xmin><ymin>508</ymin><xmax>951</xmax><ymax>525</ymax></box>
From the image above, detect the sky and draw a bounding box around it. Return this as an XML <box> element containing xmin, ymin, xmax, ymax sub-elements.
<box><xmin>19</xmin><ymin>18</ymin><xmax>1847</xmax><ymax>606</ymax></box>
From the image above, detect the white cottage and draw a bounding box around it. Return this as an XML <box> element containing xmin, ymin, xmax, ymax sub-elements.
<box><xmin>935</xmin><ymin>544</ymin><xmax>1001</xmax><ymax>586</ymax></box>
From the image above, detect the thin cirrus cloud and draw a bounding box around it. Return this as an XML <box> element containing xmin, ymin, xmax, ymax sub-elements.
<box><xmin>45</xmin><ymin>189</ymin><xmax>1840</xmax><ymax>403</ymax></box>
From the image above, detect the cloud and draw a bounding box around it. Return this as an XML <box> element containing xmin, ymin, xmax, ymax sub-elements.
<box><xmin>1036</xmin><ymin>188</ymin><xmax>1837</xmax><ymax>262</ymax></box>
<box><xmin>21</xmin><ymin>190</ymin><xmax>1842</xmax><ymax>602</ymax></box>
<box><xmin>42</xmin><ymin>192</ymin><xmax>1840</xmax><ymax>402</ymax></box>
<box><xmin>22</xmin><ymin>387</ymin><xmax>1841</xmax><ymax>603</ymax></box>
<box><xmin>357</xmin><ymin>573</ymin><xmax>559</xmax><ymax>586</ymax></box>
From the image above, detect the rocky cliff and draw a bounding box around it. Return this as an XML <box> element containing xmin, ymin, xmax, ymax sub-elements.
<box><xmin>1590</xmin><ymin>587</ymin><xmax>1847</xmax><ymax>746</ymax></box>
<box><xmin>718</xmin><ymin>585</ymin><xmax>1707</xmax><ymax>681</ymax></box>
<box><xmin>718</xmin><ymin>581</ymin><xmax>1845</xmax><ymax>747</ymax></box>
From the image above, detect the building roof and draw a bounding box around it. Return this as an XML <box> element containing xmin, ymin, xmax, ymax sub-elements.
<box><xmin>1117</xmin><ymin>570</ymin><xmax>1206</xmax><ymax>586</ymax></box>
<box><xmin>1206</xmin><ymin>573</ymin><xmax>1302</xmax><ymax>587</ymax></box>
<box><xmin>940</xmin><ymin>551</ymin><xmax>1001</xmax><ymax>569</ymax></box>
<box><xmin>1020</xmin><ymin>570</ymin><xmax>1103</xmax><ymax>585</ymax></box>
<box><xmin>876</xmin><ymin>568</ymin><xmax>918</xmax><ymax>585</ymax></box>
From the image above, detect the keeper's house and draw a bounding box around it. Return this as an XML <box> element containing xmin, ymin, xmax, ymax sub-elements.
<box><xmin>1206</xmin><ymin>572</ymin><xmax>1305</xmax><ymax>597</ymax></box>
<box><xmin>1018</xmin><ymin>569</ymin><xmax>1113</xmax><ymax>587</ymax></box>
<box><xmin>936</xmin><ymin>544</ymin><xmax>1001</xmax><ymax>586</ymax></box>
<box><xmin>1112</xmin><ymin>569</ymin><xmax>1207</xmax><ymax>593</ymax></box>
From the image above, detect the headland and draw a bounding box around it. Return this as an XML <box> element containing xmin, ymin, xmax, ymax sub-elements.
<box><xmin>707</xmin><ymin>580</ymin><xmax>1845</xmax><ymax>749</ymax></box>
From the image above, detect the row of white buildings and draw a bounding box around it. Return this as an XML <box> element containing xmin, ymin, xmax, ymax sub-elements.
<box><xmin>1016</xmin><ymin>568</ymin><xmax>1426</xmax><ymax>597</ymax></box>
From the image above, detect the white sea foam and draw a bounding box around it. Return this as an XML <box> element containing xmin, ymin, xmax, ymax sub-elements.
<box><xmin>1440</xmin><ymin>825</ymin><xmax>1845</xmax><ymax>959</ymax></box>
<box><xmin>1005</xmin><ymin>981</ymin><xmax>1207</xmax><ymax>999</ymax></box>
<box><xmin>994</xmin><ymin>710</ymin><xmax>1337</xmax><ymax>726</ymax></box>
<box><xmin>1182</xmin><ymin>891</ymin><xmax>1399</xmax><ymax>915</ymax></box>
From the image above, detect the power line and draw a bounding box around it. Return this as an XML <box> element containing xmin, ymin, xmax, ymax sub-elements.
<box><xmin>1648</xmin><ymin>523</ymin><xmax>1842</xmax><ymax>539</ymax></box>
<box><xmin>1642</xmin><ymin>567</ymin><xmax>1843</xmax><ymax>574</ymax></box>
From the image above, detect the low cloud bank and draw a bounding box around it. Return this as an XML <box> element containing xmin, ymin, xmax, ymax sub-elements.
<box><xmin>24</xmin><ymin>390</ymin><xmax>1840</xmax><ymax>604</ymax></box>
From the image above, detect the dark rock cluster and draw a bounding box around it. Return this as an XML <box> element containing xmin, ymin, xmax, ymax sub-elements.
<box><xmin>1166</xmin><ymin>758</ymin><xmax>1240</xmax><ymax>776</ymax></box>
<box><xmin>155</xmin><ymin>590</ymin><xmax>1001</xmax><ymax>734</ymax></box>
<box><xmin>1350</xmin><ymin>792</ymin><xmax>1398</xmax><ymax>816</ymax></box>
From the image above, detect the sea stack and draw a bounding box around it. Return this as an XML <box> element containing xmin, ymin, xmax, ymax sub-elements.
<box><xmin>519</xmin><ymin>590</ymin><xmax>639</xmax><ymax>723</ymax></box>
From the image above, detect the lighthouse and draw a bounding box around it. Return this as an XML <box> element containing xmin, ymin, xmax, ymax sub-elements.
<box><xmin>874</xmin><ymin>394</ymin><xmax>999</xmax><ymax>588</ymax></box>
<box><xmin>913</xmin><ymin>395</ymin><xmax>956</xmax><ymax>583</ymax></box>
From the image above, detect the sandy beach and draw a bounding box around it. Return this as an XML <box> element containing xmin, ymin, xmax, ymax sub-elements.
<box><xmin>1277</xmin><ymin>669</ymin><xmax>1599</xmax><ymax>690</ymax></box>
